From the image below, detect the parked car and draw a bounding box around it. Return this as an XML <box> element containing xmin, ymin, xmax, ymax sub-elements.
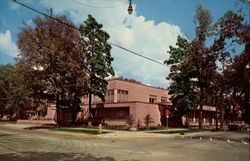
<box><xmin>228</xmin><ymin>121</ymin><xmax>248</xmax><ymax>131</ymax></box>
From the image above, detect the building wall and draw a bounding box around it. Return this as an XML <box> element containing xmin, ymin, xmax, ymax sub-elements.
<box><xmin>81</xmin><ymin>79</ymin><xmax>171</xmax><ymax>104</ymax></box>
<box><xmin>81</xmin><ymin>101</ymin><xmax>161</xmax><ymax>127</ymax></box>
<box><xmin>107</xmin><ymin>79</ymin><xmax>170</xmax><ymax>103</ymax></box>
<box><xmin>133</xmin><ymin>102</ymin><xmax>161</xmax><ymax>127</ymax></box>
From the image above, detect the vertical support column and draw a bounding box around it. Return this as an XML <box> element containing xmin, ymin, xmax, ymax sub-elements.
<box><xmin>193</xmin><ymin>110</ymin><xmax>196</xmax><ymax>122</ymax></box>
<box><xmin>203</xmin><ymin>111</ymin><xmax>206</xmax><ymax>123</ymax></box>
<box><xmin>114</xmin><ymin>89</ymin><xmax>118</xmax><ymax>103</ymax></box>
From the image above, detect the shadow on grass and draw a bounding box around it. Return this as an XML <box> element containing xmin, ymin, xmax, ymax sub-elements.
<box><xmin>0</xmin><ymin>151</ymin><xmax>116</xmax><ymax>161</ymax></box>
<box><xmin>150</xmin><ymin>129</ymin><xmax>202</xmax><ymax>134</ymax></box>
<box><xmin>49</xmin><ymin>128</ymin><xmax>110</xmax><ymax>135</ymax></box>
<box><xmin>0</xmin><ymin>121</ymin><xmax>16</xmax><ymax>124</ymax></box>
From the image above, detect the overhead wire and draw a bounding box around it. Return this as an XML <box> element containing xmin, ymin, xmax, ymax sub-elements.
<box><xmin>71</xmin><ymin>0</ymin><xmax>124</xmax><ymax>9</ymax></box>
<box><xmin>11</xmin><ymin>0</ymin><xmax>167</xmax><ymax>67</ymax></box>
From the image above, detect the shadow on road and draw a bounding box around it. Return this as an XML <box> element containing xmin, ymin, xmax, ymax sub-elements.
<box><xmin>0</xmin><ymin>152</ymin><xmax>117</xmax><ymax>161</ymax></box>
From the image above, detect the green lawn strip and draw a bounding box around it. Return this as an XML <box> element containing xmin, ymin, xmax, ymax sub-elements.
<box><xmin>0</xmin><ymin>121</ymin><xmax>17</xmax><ymax>124</ymax></box>
<box><xmin>83</xmin><ymin>125</ymin><xmax>129</xmax><ymax>131</ymax></box>
<box><xmin>83</xmin><ymin>125</ymin><xmax>172</xmax><ymax>131</ymax></box>
<box><xmin>151</xmin><ymin>129</ymin><xmax>202</xmax><ymax>134</ymax></box>
<box><xmin>138</xmin><ymin>127</ymin><xmax>179</xmax><ymax>131</ymax></box>
<box><xmin>49</xmin><ymin>128</ymin><xmax>109</xmax><ymax>135</ymax></box>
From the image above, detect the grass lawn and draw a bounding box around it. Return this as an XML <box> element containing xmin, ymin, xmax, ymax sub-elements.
<box><xmin>151</xmin><ymin>129</ymin><xmax>202</xmax><ymax>134</ymax></box>
<box><xmin>0</xmin><ymin>121</ymin><xmax>16</xmax><ymax>124</ymax></box>
<box><xmin>49</xmin><ymin>128</ymin><xmax>109</xmax><ymax>135</ymax></box>
<box><xmin>83</xmin><ymin>125</ymin><xmax>129</xmax><ymax>131</ymax></box>
<box><xmin>83</xmin><ymin>125</ymin><xmax>172</xmax><ymax>131</ymax></box>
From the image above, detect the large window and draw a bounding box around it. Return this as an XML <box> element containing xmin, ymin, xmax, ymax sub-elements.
<box><xmin>117</xmin><ymin>89</ymin><xmax>128</xmax><ymax>102</ymax></box>
<box><xmin>105</xmin><ymin>90</ymin><xmax>114</xmax><ymax>103</ymax></box>
<box><xmin>93</xmin><ymin>107</ymin><xmax>129</xmax><ymax>119</ymax></box>
<box><xmin>149</xmin><ymin>95</ymin><xmax>157</xmax><ymax>103</ymax></box>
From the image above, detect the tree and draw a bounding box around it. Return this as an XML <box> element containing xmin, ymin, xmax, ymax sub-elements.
<box><xmin>126</xmin><ymin>114</ymin><xmax>134</xmax><ymax>127</ymax></box>
<box><xmin>209</xmin><ymin>10</ymin><xmax>248</xmax><ymax>127</ymax></box>
<box><xmin>79</xmin><ymin>15</ymin><xmax>115</xmax><ymax>120</ymax></box>
<box><xmin>165</xmin><ymin>6</ymin><xmax>246</xmax><ymax>130</ymax></box>
<box><xmin>17</xmin><ymin>14</ymin><xmax>87</xmax><ymax>126</ymax></box>
<box><xmin>190</xmin><ymin>4</ymin><xmax>217</xmax><ymax>130</ymax></box>
<box><xmin>164</xmin><ymin>36</ymin><xmax>197</xmax><ymax>123</ymax></box>
<box><xmin>0</xmin><ymin>64</ymin><xmax>30</xmax><ymax>119</ymax></box>
<box><xmin>143</xmin><ymin>114</ymin><xmax>154</xmax><ymax>128</ymax></box>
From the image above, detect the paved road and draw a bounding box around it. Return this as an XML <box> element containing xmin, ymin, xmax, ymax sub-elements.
<box><xmin>0</xmin><ymin>125</ymin><xmax>249</xmax><ymax>161</ymax></box>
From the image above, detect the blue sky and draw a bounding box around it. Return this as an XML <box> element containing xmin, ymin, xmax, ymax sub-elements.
<box><xmin>0</xmin><ymin>0</ymin><xmax>249</xmax><ymax>87</ymax></box>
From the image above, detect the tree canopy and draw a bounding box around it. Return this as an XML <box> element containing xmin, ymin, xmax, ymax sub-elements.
<box><xmin>164</xmin><ymin>36</ymin><xmax>197</xmax><ymax>117</ymax></box>
<box><xmin>165</xmin><ymin>4</ymin><xmax>249</xmax><ymax>128</ymax></box>
<box><xmin>17</xmin><ymin>15</ymin><xmax>86</xmax><ymax>125</ymax></box>
<box><xmin>79</xmin><ymin>15</ymin><xmax>115</xmax><ymax>119</ymax></box>
<box><xmin>0</xmin><ymin>64</ymin><xmax>30</xmax><ymax>119</ymax></box>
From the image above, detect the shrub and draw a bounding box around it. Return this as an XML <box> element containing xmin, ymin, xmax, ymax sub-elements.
<box><xmin>144</xmin><ymin>114</ymin><xmax>154</xmax><ymax>128</ymax></box>
<box><xmin>126</xmin><ymin>114</ymin><xmax>134</xmax><ymax>127</ymax></box>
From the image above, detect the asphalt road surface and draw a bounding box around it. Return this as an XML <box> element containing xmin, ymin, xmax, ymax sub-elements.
<box><xmin>0</xmin><ymin>125</ymin><xmax>249</xmax><ymax>161</ymax></box>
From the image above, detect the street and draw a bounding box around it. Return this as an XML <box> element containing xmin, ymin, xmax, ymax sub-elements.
<box><xmin>0</xmin><ymin>125</ymin><xmax>249</xmax><ymax>161</ymax></box>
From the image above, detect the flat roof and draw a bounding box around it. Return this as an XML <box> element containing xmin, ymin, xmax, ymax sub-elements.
<box><xmin>108</xmin><ymin>78</ymin><xmax>168</xmax><ymax>91</ymax></box>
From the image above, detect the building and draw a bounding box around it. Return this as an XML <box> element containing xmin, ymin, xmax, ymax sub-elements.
<box><xmin>81</xmin><ymin>78</ymin><xmax>172</xmax><ymax>126</ymax></box>
<box><xmin>46</xmin><ymin>78</ymin><xmax>218</xmax><ymax>127</ymax></box>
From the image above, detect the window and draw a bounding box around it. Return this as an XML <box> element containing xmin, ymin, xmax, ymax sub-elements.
<box><xmin>161</xmin><ymin>97</ymin><xmax>168</xmax><ymax>103</ymax></box>
<box><xmin>149</xmin><ymin>95</ymin><xmax>157</xmax><ymax>103</ymax></box>
<box><xmin>93</xmin><ymin>107</ymin><xmax>129</xmax><ymax>119</ymax></box>
<box><xmin>117</xmin><ymin>89</ymin><xmax>128</xmax><ymax>102</ymax></box>
<box><xmin>105</xmin><ymin>90</ymin><xmax>114</xmax><ymax>103</ymax></box>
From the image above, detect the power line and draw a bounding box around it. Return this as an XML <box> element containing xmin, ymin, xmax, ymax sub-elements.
<box><xmin>11</xmin><ymin>0</ymin><xmax>167</xmax><ymax>67</ymax></box>
<box><xmin>109</xmin><ymin>42</ymin><xmax>165</xmax><ymax>66</ymax></box>
<box><xmin>71</xmin><ymin>0</ymin><xmax>124</xmax><ymax>9</ymax></box>
<box><xmin>12</xmin><ymin>0</ymin><xmax>78</xmax><ymax>30</ymax></box>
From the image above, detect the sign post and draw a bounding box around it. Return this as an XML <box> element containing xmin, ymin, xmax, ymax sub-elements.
<box><xmin>165</xmin><ymin>109</ymin><xmax>170</xmax><ymax>132</ymax></box>
<box><xmin>166</xmin><ymin>115</ymin><xmax>169</xmax><ymax>131</ymax></box>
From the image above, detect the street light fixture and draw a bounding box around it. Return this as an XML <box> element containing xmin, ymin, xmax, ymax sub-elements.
<box><xmin>127</xmin><ymin>0</ymin><xmax>133</xmax><ymax>15</ymax></box>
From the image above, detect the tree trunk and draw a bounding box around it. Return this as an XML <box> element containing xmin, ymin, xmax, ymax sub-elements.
<box><xmin>88</xmin><ymin>92</ymin><xmax>93</xmax><ymax>119</ymax></box>
<box><xmin>56</xmin><ymin>95</ymin><xmax>60</xmax><ymax>127</ymax></box>
<box><xmin>215</xmin><ymin>106</ymin><xmax>218</xmax><ymax>130</ymax></box>
<box><xmin>185</xmin><ymin>114</ymin><xmax>190</xmax><ymax>128</ymax></box>
<box><xmin>220</xmin><ymin>108</ymin><xmax>224</xmax><ymax>130</ymax></box>
<box><xmin>199</xmin><ymin>91</ymin><xmax>204</xmax><ymax>130</ymax></box>
<box><xmin>199</xmin><ymin>104</ymin><xmax>203</xmax><ymax>130</ymax></box>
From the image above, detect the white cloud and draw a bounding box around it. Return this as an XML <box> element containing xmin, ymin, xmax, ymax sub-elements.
<box><xmin>39</xmin><ymin>0</ymin><xmax>182</xmax><ymax>87</ymax></box>
<box><xmin>0</xmin><ymin>30</ymin><xmax>19</xmax><ymax>57</ymax></box>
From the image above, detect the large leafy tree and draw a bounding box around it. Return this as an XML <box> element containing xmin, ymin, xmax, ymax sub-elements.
<box><xmin>164</xmin><ymin>36</ymin><xmax>197</xmax><ymax>124</ymax></box>
<box><xmin>17</xmin><ymin>14</ymin><xmax>87</xmax><ymax>126</ymax></box>
<box><xmin>211</xmin><ymin>10</ymin><xmax>247</xmax><ymax>127</ymax></box>
<box><xmin>190</xmin><ymin>4</ymin><xmax>217</xmax><ymax>129</ymax></box>
<box><xmin>79</xmin><ymin>15</ymin><xmax>115</xmax><ymax>119</ymax></box>
<box><xmin>0</xmin><ymin>64</ymin><xmax>30</xmax><ymax>119</ymax></box>
<box><xmin>166</xmin><ymin>5</ymin><xmax>248</xmax><ymax>129</ymax></box>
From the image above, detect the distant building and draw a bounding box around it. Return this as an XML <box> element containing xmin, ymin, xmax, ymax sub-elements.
<box><xmin>46</xmin><ymin>78</ymin><xmax>218</xmax><ymax>127</ymax></box>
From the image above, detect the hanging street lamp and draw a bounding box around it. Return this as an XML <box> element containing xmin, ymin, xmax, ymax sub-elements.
<box><xmin>127</xmin><ymin>0</ymin><xmax>133</xmax><ymax>15</ymax></box>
